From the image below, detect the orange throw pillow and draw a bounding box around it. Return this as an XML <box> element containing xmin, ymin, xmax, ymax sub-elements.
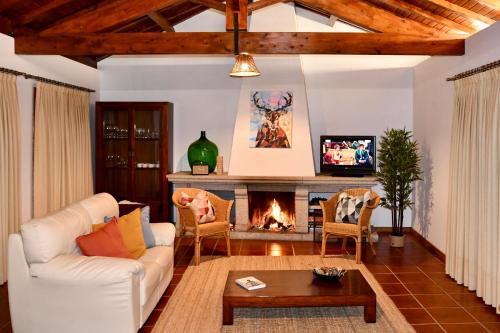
<box><xmin>93</xmin><ymin>209</ymin><xmax>146</xmax><ymax>259</ymax></box>
<box><xmin>76</xmin><ymin>220</ymin><xmax>132</xmax><ymax>259</ymax></box>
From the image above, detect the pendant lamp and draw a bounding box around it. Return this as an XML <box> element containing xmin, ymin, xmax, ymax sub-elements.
<box><xmin>230</xmin><ymin>13</ymin><xmax>260</xmax><ymax>77</ymax></box>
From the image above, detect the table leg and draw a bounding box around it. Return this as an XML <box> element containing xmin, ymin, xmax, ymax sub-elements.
<box><xmin>364</xmin><ymin>299</ymin><xmax>376</xmax><ymax>323</ymax></box>
<box><xmin>222</xmin><ymin>300</ymin><xmax>234</xmax><ymax>325</ymax></box>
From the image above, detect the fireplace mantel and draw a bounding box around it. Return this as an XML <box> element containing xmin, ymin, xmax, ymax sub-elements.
<box><xmin>167</xmin><ymin>172</ymin><xmax>377</xmax><ymax>191</ymax></box>
<box><xmin>167</xmin><ymin>172</ymin><xmax>378</xmax><ymax>240</ymax></box>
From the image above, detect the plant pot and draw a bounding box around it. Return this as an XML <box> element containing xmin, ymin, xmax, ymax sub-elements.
<box><xmin>390</xmin><ymin>234</ymin><xmax>405</xmax><ymax>248</ymax></box>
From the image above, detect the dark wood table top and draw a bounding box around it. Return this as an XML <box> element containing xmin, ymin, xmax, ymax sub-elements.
<box><xmin>223</xmin><ymin>270</ymin><xmax>375</xmax><ymax>298</ymax></box>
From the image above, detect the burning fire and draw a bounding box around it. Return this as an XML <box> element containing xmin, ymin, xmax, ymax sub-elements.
<box><xmin>254</xmin><ymin>198</ymin><xmax>294</xmax><ymax>231</ymax></box>
<box><xmin>269</xmin><ymin>199</ymin><xmax>286</xmax><ymax>230</ymax></box>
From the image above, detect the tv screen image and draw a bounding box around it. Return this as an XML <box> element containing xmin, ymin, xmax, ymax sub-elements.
<box><xmin>320</xmin><ymin>136</ymin><xmax>376</xmax><ymax>176</ymax></box>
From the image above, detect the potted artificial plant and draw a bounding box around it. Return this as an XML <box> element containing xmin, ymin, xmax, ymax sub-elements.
<box><xmin>376</xmin><ymin>128</ymin><xmax>422</xmax><ymax>247</ymax></box>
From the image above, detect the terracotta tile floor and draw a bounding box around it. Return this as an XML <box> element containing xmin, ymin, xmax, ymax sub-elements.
<box><xmin>1</xmin><ymin>233</ymin><xmax>499</xmax><ymax>333</ymax></box>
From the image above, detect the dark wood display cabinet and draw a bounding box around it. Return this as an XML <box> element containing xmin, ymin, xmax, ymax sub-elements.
<box><xmin>95</xmin><ymin>102</ymin><xmax>173</xmax><ymax>222</ymax></box>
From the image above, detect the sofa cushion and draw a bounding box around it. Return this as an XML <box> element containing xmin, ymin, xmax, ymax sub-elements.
<box><xmin>29</xmin><ymin>254</ymin><xmax>144</xmax><ymax>282</ymax></box>
<box><xmin>79</xmin><ymin>193</ymin><xmax>119</xmax><ymax>225</ymax></box>
<box><xmin>94</xmin><ymin>209</ymin><xmax>146</xmax><ymax>259</ymax></box>
<box><xmin>76</xmin><ymin>220</ymin><xmax>132</xmax><ymax>259</ymax></box>
<box><xmin>104</xmin><ymin>206</ymin><xmax>156</xmax><ymax>249</ymax></box>
<box><xmin>138</xmin><ymin>246</ymin><xmax>173</xmax><ymax>281</ymax></box>
<box><xmin>140</xmin><ymin>262</ymin><xmax>161</xmax><ymax>306</ymax></box>
<box><xmin>150</xmin><ymin>223</ymin><xmax>176</xmax><ymax>247</ymax></box>
<box><xmin>139</xmin><ymin>206</ymin><xmax>156</xmax><ymax>248</ymax></box>
<box><xmin>21</xmin><ymin>203</ymin><xmax>92</xmax><ymax>264</ymax></box>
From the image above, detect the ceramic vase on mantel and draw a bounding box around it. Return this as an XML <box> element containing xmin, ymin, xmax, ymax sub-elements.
<box><xmin>188</xmin><ymin>131</ymin><xmax>219</xmax><ymax>173</ymax></box>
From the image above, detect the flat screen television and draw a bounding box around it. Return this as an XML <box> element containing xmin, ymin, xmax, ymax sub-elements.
<box><xmin>320</xmin><ymin>135</ymin><xmax>376</xmax><ymax>176</ymax></box>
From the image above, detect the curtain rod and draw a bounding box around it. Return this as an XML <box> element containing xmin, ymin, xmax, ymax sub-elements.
<box><xmin>0</xmin><ymin>67</ymin><xmax>95</xmax><ymax>93</ymax></box>
<box><xmin>446</xmin><ymin>59</ymin><xmax>500</xmax><ymax>82</ymax></box>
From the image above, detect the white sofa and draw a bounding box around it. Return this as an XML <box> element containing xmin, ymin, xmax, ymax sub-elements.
<box><xmin>8</xmin><ymin>193</ymin><xmax>176</xmax><ymax>333</ymax></box>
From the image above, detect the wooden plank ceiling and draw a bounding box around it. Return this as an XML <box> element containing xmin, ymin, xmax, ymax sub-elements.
<box><xmin>0</xmin><ymin>0</ymin><xmax>498</xmax><ymax>68</ymax></box>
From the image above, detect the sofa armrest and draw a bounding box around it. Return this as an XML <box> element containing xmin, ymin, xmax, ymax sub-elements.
<box><xmin>150</xmin><ymin>222</ymin><xmax>176</xmax><ymax>247</ymax></box>
<box><xmin>28</xmin><ymin>254</ymin><xmax>142</xmax><ymax>333</ymax></box>
<box><xmin>30</xmin><ymin>254</ymin><xmax>144</xmax><ymax>282</ymax></box>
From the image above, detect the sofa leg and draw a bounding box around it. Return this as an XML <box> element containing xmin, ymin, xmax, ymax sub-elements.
<box><xmin>194</xmin><ymin>236</ymin><xmax>201</xmax><ymax>266</ymax></box>
<box><xmin>225</xmin><ymin>231</ymin><xmax>231</xmax><ymax>257</ymax></box>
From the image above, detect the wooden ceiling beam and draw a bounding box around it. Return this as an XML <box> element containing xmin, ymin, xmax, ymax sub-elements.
<box><xmin>378</xmin><ymin>0</ymin><xmax>476</xmax><ymax>34</ymax></box>
<box><xmin>147</xmin><ymin>11</ymin><xmax>175</xmax><ymax>31</ymax></box>
<box><xmin>425</xmin><ymin>0</ymin><xmax>496</xmax><ymax>25</ymax></box>
<box><xmin>476</xmin><ymin>0</ymin><xmax>500</xmax><ymax>10</ymax></box>
<box><xmin>0</xmin><ymin>0</ymin><xmax>21</xmax><ymax>12</ymax></box>
<box><xmin>0</xmin><ymin>16</ymin><xmax>14</xmax><ymax>35</ymax></box>
<box><xmin>248</xmin><ymin>0</ymin><xmax>291</xmax><ymax>12</ymax></box>
<box><xmin>41</xmin><ymin>0</ymin><xmax>186</xmax><ymax>34</ymax></box>
<box><xmin>296</xmin><ymin>0</ymin><xmax>448</xmax><ymax>37</ymax></box>
<box><xmin>226</xmin><ymin>0</ymin><xmax>248</xmax><ymax>31</ymax></box>
<box><xmin>189</xmin><ymin>0</ymin><xmax>226</xmax><ymax>13</ymax></box>
<box><xmin>14</xmin><ymin>0</ymin><xmax>74</xmax><ymax>25</ymax></box>
<box><xmin>15</xmin><ymin>32</ymin><xmax>465</xmax><ymax>56</ymax></box>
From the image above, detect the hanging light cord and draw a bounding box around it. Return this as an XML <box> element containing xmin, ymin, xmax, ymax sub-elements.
<box><xmin>234</xmin><ymin>13</ymin><xmax>239</xmax><ymax>56</ymax></box>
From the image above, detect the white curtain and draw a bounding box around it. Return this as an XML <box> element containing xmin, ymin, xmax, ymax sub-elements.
<box><xmin>0</xmin><ymin>73</ymin><xmax>21</xmax><ymax>284</ymax></box>
<box><xmin>446</xmin><ymin>67</ymin><xmax>500</xmax><ymax>314</ymax></box>
<box><xmin>33</xmin><ymin>82</ymin><xmax>93</xmax><ymax>217</ymax></box>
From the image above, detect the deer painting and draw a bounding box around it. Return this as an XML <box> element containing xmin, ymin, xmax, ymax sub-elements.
<box><xmin>250</xmin><ymin>91</ymin><xmax>293</xmax><ymax>148</ymax></box>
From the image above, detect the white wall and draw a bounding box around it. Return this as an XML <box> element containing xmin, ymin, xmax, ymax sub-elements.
<box><xmin>99</xmin><ymin>5</ymin><xmax>419</xmax><ymax>227</ymax></box>
<box><xmin>0</xmin><ymin>34</ymin><xmax>100</xmax><ymax>223</ymax></box>
<box><xmin>413</xmin><ymin>22</ymin><xmax>500</xmax><ymax>252</ymax></box>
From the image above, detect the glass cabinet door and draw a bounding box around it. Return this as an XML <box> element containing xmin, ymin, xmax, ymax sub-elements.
<box><xmin>102</xmin><ymin>109</ymin><xmax>129</xmax><ymax>200</ymax></box>
<box><xmin>134</xmin><ymin>108</ymin><xmax>161</xmax><ymax>200</ymax></box>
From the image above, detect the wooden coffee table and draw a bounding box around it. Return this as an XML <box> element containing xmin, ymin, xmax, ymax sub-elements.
<box><xmin>222</xmin><ymin>269</ymin><xmax>376</xmax><ymax>325</ymax></box>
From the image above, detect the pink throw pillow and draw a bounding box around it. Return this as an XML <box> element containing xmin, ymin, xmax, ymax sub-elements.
<box><xmin>180</xmin><ymin>191</ymin><xmax>216</xmax><ymax>224</ymax></box>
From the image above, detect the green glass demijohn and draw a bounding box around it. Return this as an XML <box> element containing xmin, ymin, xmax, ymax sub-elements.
<box><xmin>188</xmin><ymin>131</ymin><xmax>219</xmax><ymax>173</ymax></box>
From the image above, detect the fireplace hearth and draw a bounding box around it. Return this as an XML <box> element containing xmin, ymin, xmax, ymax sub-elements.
<box><xmin>249</xmin><ymin>192</ymin><xmax>295</xmax><ymax>232</ymax></box>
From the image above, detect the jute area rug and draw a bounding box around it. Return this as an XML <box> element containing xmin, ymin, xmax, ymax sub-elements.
<box><xmin>152</xmin><ymin>255</ymin><xmax>415</xmax><ymax>333</ymax></box>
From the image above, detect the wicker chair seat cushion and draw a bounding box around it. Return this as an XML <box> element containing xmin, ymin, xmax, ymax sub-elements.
<box><xmin>179</xmin><ymin>191</ymin><xmax>216</xmax><ymax>224</ymax></box>
<box><xmin>335</xmin><ymin>191</ymin><xmax>372</xmax><ymax>224</ymax></box>
<box><xmin>192</xmin><ymin>222</ymin><xmax>229</xmax><ymax>236</ymax></box>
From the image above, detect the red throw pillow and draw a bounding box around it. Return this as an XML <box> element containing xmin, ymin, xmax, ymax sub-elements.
<box><xmin>76</xmin><ymin>219</ymin><xmax>132</xmax><ymax>258</ymax></box>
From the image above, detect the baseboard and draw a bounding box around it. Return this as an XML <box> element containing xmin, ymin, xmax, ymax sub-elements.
<box><xmin>409</xmin><ymin>229</ymin><xmax>446</xmax><ymax>262</ymax></box>
<box><xmin>374</xmin><ymin>227</ymin><xmax>412</xmax><ymax>233</ymax></box>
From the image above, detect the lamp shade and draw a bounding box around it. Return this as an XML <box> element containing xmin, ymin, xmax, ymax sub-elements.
<box><xmin>230</xmin><ymin>52</ymin><xmax>261</xmax><ymax>77</ymax></box>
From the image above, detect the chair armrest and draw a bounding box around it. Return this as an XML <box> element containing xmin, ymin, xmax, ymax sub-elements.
<box><xmin>30</xmin><ymin>254</ymin><xmax>144</xmax><ymax>282</ymax></box>
<box><xmin>150</xmin><ymin>222</ymin><xmax>176</xmax><ymax>246</ymax></box>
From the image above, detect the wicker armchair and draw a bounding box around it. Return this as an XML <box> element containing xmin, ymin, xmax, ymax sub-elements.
<box><xmin>172</xmin><ymin>188</ymin><xmax>233</xmax><ymax>265</ymax></box>
<box><xmin>320</xmin><ymin>188</ymin><xmax>380</xmax><ymax>264</ymax></box>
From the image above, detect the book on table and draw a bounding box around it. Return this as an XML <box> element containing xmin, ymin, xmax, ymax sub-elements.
<box><xmin>235</xmin><ymin>276</ymin><xmax>266</xmax><ymax>290</ymax></box>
